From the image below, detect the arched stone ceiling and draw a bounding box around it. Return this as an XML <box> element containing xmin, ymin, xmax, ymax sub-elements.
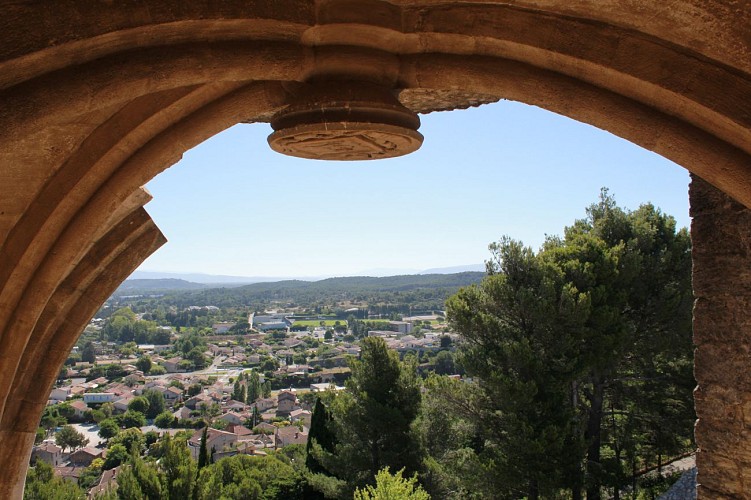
<box><xmin>1</xmin><ymin>1</ymin><xmax>749</xmax><ymax>497</ymax></box>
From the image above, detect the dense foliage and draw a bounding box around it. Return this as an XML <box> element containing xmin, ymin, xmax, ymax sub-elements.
<box><xmin>445</xmin><ymin>190</ymin><xmax>694</xmax><ymax>499</ymax></box>
<box><xmin>109</xmin><ymin>273</ymin><xmax>484</xmax><ymax>317</ymax></box>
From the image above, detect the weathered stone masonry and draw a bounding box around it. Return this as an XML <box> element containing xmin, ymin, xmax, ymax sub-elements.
<box><xmin>2</xmin><ymin>1</ymin><xmax>751</xmax><ymax>498</ymax></box>
<box><xmin>692</xmin><ymin>176</ymin><xmax>751</xmax><ymax>499</ymax></box>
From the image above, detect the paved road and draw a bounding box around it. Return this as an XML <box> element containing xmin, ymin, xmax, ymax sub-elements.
<box><xmin>144</xmin><ymin>355</ymin><xmax>242</xmax><ymax>385</ymax></box>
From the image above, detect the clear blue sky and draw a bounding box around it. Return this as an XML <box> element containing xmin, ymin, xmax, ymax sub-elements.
<box><xmin>137</xmin><ymin>100</ymin><xmax>690</xmax><ymax>278</ymax></box>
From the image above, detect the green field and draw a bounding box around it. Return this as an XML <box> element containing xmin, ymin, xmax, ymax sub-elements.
<box><xmin>292</xmin><ymin>319</ymin><xmax>346</xmax><ymax>327</ymax></box>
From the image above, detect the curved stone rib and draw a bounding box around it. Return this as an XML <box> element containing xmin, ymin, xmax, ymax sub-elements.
<box><xmin>0</xmin><ymin>81</ymin><xmax>286</xmax><ymax>422</ymax></box>
<box><xmin>2</xmin><ymin>207</ymin><xmax>162</xmax><ymax>431</ymax></box>
<box><xmin>0</xmin><ymin>212</ymin><xmax>165</xmax><ymax>500</ymax></box>
<box><xmin>400</xmin><ymin>54</ymin><xmax>751</xmax><ymax>209</ymax></box>
<box><xmin>0</xmin><ymin>83</ymin><xmax>244</xmax><ymax>339</ymax></box>
<box><xmin>0</xmin><ymin>41</ymin><xmax>305</xmax><ymax>146</ymax></box>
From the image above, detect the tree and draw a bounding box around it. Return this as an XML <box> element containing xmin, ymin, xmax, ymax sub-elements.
<box><xmin>54</xmin><ymin>424</ymin><xmax>88</xmax><ymax>453</ymax></box>
<box><xmin>194</xmin><ymin>454</ymin><xmax>304</xmax><ymax>499</ymax></box>
<box><xmin>306</xmin><ymin>397</ymin><xmax>337</xmax><ymax>474</ymax></box>
<box><xmin>120</xmin><ymin>410</ymin><xmax>147</xmax><ymax>429</ymax></box>
<box><xmin>353</xmin><ymin>467</ymin><xmax>430</xmax><ymax>500</ymax></box>
<box><xmin>320</xmin><ymin>337</ymin><xmax>422</xmax><ymax>489</ymax></box>
<box><xmin>439</xmin><ymin>335</ymin><xmax>452</xmax><ymax>349</ymax></box>
<box><xmin>155</xmin><ymin>411</ymin><xmax>177</xmax><ymax>429</ymax></box>
<box><xmin>197</xmin><ymin>427</ymin><xmax>210</xmax><ymax>469</ymax></box>
<box><xmin>433</xmin><ymin>350</ymin><xmax>455</xmax><ymax>375</ymax></box>
<box><xmin>109</xmin><ymin>427</ymin><xmax>146</xmax><ymax>455</ymax></box>
<box><xmin>127</xmin><ymin>396</ymin><xmax>149</xmax><ymax>415</ymax></box>
<box><xmin>160</xmin><ymin>433</ymin><xmax>197</xmax><ymax>500</ymax></box>
<box><xmin>232</xmin><ymin>379</ymin><xmax>244</xmax><ymax>402</ymax></box>
<box><xmin>188</xmin><ymin>347</ymin><xmax>208</xmax><ymax>369</ymax></box>
<box><xmin>98</xmin><ymin>418</ymin><xmax>120</xmax><ymax>441</ymax></box>
<box><xmin>40</xmin><ymin>406</ymin><xmax>67</xmax><ymax>436</ymax></box>
<box><xmin>415</xmin><ymin>375</ymin><xmax>489</xmax><ymax>499</ymax></box>
<box><xmin>150</xmin><ymin>364</ymin><xmax>167</xmax><ymax>375</ymax></box>
<box><xmin>262</xmin><ymin>381</ymin><xmax>272</xmax><ymax>399</ymax></box>
<box><xmin>135</xmin><ymin>356</ymin><xmax>152</xmax><ymax>374</ymax></box>
<box><xmin>24</xmin><ymin>460</ymin><xmax>87</xmax><ymax>499</ymax></box>
<box><xmin>143</xmin><ymin>389</ymin><xmax>166</xmax><ymax>419</ymax></box>
<box><xmin>81</xmin><ymin>341</ymin><xmax>96</xmax><ymax>364</ymax></box>
<box><xmin>34</xmin><ymin>427</ymin><xmax>45</xmax><ymax>445</ymax></box>
<box><xmin>447</xmin><ymin>240</ymin><xmax>585</xmax><ymax>499</ymax></box>
<box><xmin>445</xmin><ymin>191</ymin><xmax>694</xmax><ymax>499</ymax></box>
<box><xmin>102</xmin><ymin>443</ymin><xmax>128</xmax><ymax>470</ymax></box>
<box><xmin>116</xmin><ymin>450</ymin><xmax>164</xmax><ymax>500</ymax></box>
<box><xmin>246</xmin><ymin>370</ymin><xmax>262</xmax><ymax>404</ymax></box>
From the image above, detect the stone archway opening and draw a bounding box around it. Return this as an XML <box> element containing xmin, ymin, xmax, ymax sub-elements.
<box><xmin>2</xmin><ymin>2</ymin><xmax>751</xmax><ymax>498</ymax></box>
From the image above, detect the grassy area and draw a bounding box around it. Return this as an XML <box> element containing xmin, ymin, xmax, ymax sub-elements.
<box><xmin>292</xmin><ymin>319</ymin><xmax>346</xmax><ymax>327</ymax></box>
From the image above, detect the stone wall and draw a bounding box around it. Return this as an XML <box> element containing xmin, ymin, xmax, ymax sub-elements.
<box><xmin>691</xmin><ymin>175</ymin><xmax>751</xmax><ymax>499</ymax></box>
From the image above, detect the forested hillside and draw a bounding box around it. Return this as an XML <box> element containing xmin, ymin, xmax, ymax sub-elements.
<box><xmin>111</xmin><ymin>272</ymin><xmax>485</xmax><ymax>313</ymax></box>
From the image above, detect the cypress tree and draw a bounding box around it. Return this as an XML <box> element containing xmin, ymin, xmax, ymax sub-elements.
<box><xmin>197</xmin><ymin>427</ymin><xmax>209</xmax><ymax>469</ymax></box>
<box><xmin>306</xmin><ymin>397</ymin><xmax>336</xmax><ymax>474</ymax></box>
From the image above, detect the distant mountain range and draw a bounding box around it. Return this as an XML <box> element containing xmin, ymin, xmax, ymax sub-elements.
<box><xmin>129</xmin><ymin>264</ymin><xmax>485</xmax><ymax>284</ymax></box>
<box><xmin>114</xmin><ymin>272</ymin><xmax>487</xmax><ymax>309</ymax></box>
<box><xmin>117</xmin><ymin>278</ymin><xmax>210</xmax><ymax>292</ymax></box>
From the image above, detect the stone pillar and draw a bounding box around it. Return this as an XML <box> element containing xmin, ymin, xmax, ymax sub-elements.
<box><xmin>691</xmin><ymin>175</ymin><xmax>751</xmax><ymax>498</ymax></box>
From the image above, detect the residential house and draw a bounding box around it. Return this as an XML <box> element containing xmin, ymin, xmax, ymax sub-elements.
<box><xmin>32</xmin><ymin>443</ymin><xmax>63</xmax><ymax>466</ymax></box>
<box><xmin>123</xmin><ymin>373</ymin><xmax>145</xmax><ymax>386</ymax></box>
<box><xmin>310</xmin><ymin>382</ymin><xmax>343</xmax><ymax>392</ymax></box>
<box><xmin>163</xmin><ymin>386</ymin><xmax>183</xmax><ymax>403</ymax></box>
<box><xmin>226</xmin><ymin>424</ymin><xmax>253</xmax><ymax>438</ymax></box>
<box><xmin>253</xmin><ymin>398</ymin><xmax>275</xmax><ymax>412</ymax></box>
<box><xmin>276</xmin><ymin>391</ymin><xmax>297</xmax><ymax>416</ymax></box>
<box><xmin>252</xmin><ymin>422</ymin><xmax>277</xmax><ymax>435</ymax></box>
<box><xmin>184</xmin><ymin>394</ymin><xmax>212</xmax><ymax>411</ymax></box>
<box><xmin>83</xmin><ymin>393</ymin><xmax>117</xmax><ymax>404</ymax></box>
<box><xmin>69</xmin><ymin>400</ymin><xmax>90</xmax><ymax>419</ymax></box>
<box><xmin>88</xmin><ymin>466</ymin><xmax>120</xmax><ymax>498</ymax></box>
<box><xmin>113</xmin><ymin>395</ymin><xmax>134</xmax><ymax>413</ymax></box>
<box><xmin>389</xmin><ymin>321</ymin><xmax>413</xmax><ymax>334</ymax></box>
<box><xmin>217</xmin><ymin>412</ymin><xmax>244</xmax><ymax>426</ymax></box>
<box><xmin>88</xmin><ymin>377</ymin><xmax>109</xmax><ymax>387</ymax></box>
<box><xmin>223</xmin><ymin>400</ymin><xmax>246</xmax><ymax>412</ymax></box>
<box><xmin>283</xmin><ymin>338</ymin><xmax>304</xmax><ymax>349</ymax></box>
<box><xmin>212</xmin><ymin>323</ymin><xmax>234</xmax><ymax>335</ymax></box>
<box><xmin>289</xmin><ymin>409</ymin><xmax>312</xmax><ymax>427</ymax></box>
<box><xmin>69</xmin><ymin>447</ymin><xmax>105</xmax><ymax>467</ymax></box>
<box><xmin>162</xmin><ymin>357</ymin><xmax>185</xmax><ymax>373</ymax></box>
<box><xmin>275</xmin><ymin>425</ymin><xmax>308</xmax><ymax>448</ymax></box>
<box><xmin>187</xmin><ymin>428</ymin><xmax>238</xmax><ymax>460</ymax></box>
<box><xmin>173</xmin><ymin>406</ymin><xmax>192</xmax><ymax>421</ymax></box>
<box><xmin>107</xmin><ymin>383</ymin><xmax>134</xmax><ymax>398</ymax></box>
<box><xmin>49</xmin><ymin>386</ymin><xmax>73</xmax><ymax>402</ymax></box>
<box><xmin>54</xmin><ymin>466</ymin><xmax>85</xmax><ymax>484</ymax></box>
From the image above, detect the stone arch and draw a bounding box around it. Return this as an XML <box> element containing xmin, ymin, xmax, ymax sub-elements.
<box><xmin>1</xmin><ymin>1</ymin><xmax>750</xmax><ymax>497</ymax></box>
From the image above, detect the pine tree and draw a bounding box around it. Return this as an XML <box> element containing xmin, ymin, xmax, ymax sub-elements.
<box><xmin>446</xmin><ymin>191</ymin><xmax>694</xmax><ymax>499</ymax></box>
<box><xmin>322</xmin><ymin>337</ymin><xmax>422</xmax><ymax>488</ymax></box>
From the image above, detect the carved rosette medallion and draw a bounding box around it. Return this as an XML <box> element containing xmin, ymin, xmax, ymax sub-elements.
<box><xmin>269</xmin><ymin>122</ymin><xmax>422</xmax><ymax>161</ymax></box>
<box><xmin>268</xmin><ymin>82</ymin><xmax>424</xmax><ymax>161</ymax></box>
